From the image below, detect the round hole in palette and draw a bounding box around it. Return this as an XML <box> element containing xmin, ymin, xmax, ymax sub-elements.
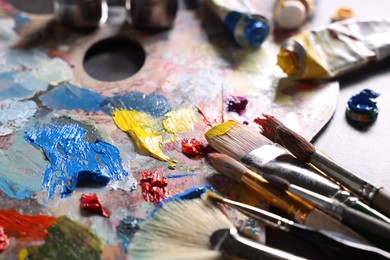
<box><xmin>83</xmin><ymin>36</ymin><xmax>146</xmax><ymax>82</ymax></box>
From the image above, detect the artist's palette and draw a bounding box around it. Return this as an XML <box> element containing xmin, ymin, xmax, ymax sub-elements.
<box><xmin>0</xmin><ymin>1</ymin><xmax>338</xmax><ymax>258</ymax></box>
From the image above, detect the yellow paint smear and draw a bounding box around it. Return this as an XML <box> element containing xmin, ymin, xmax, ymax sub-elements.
<box><xmin>113</xmin><ymin>110</ymin><xmax>170</xmax><ymax>162</ymax></box>
<box><xmin>162</xmin><ymin>105</ymin><xmax>201</xmax><ymax>134</ymax></box>
<box><xmin>204</xmin><ymin>120</ymin><xmax>238</xmax><ymax>140</ymax></box>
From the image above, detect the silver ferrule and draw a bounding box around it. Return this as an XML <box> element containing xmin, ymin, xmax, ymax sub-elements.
<box><xmin>310</xmin><ymin>151</ymin><xmax>379</xmax><ymax>202</ymax></box>
<box><xmin>221</xmin><ymin>197</ymin><xmax>293</xmax><ymax>232</ymax></box>
<box><xmin>289</xmin><ymin>184</ymin><xmax>344</xmax><ymax>218</ymax></box>
<box><xmin>241</xmin><ymin>146</ymin><xmax>341</xmax><ymax>197</ymax></box>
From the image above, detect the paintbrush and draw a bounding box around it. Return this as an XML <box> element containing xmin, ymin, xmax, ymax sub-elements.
<box><xmin>205</xmin><ymin>120</ymin><xmax>390</xmax><ymax>224</ymax></box>
<box><xmin>255</xmin><ymin>114</ymin><xmax>390</xmax><ymax>218</ymax></box>
<box><xmin>204</xmin><ymin>190</ymin><xmax>390</xmax><ymax>259</ymax></box>
<box><xmin>129</xmin><ymin>197</ymin><xmax>307</xmax><ymax>260</ymax></box>
<box><xmin>262</xmin><ymin>173</ymin><xmax>390</xmax><ymax>251</ymax></box>
<box><xmin>208</xmin><ymin>152</ymin><xmax>368</xmax><ymax>241</ymax></box>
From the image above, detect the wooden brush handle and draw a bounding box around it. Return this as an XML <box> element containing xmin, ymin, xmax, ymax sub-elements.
<box><xmin>371</xmin><ymin>188</ymin><xmax>390</xmax><ymax>218</ymax></box>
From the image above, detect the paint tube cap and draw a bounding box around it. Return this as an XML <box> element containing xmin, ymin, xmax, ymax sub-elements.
<box><xmin>277</xmin><ymin>49</ymin><xmax>299</xmax><ymax>75</ymax></box>
<box><xmin>274</xmin><ymin>1</ymin><xmax>307</xmax><ymax>30</ymax></box>
<box><xmin>243</xmin><ymin>17</ymin><xmax>270</xmax><ymax>48</ymax></box>
<box><xmin>346</xmin><ymin>89</ymin><xmax>380</xmax><ymax>124</ymax></box>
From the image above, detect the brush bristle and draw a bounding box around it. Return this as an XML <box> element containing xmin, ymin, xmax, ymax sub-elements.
<box><xmin>208</xmin><ymin>153</ymin><xmax>248</xmax><ymax>182</ymax></box>
<box><xmin>205</xmin><ymin>121</ymin><xmax>271</xmax><ymax>160</ymax></box>
<box><xmin>202</xmin><ymin>190</ymin><xmax>225</xmax><ymax>204</ymax></box>
<box><xmin>254</xmin><ymin>114</ymin><xmax>316</xmax><ymax>162</ymax></box>
<box><xmin>129</xmin><ymin>198</ymin><xmax>233</xmax><ymax>259</ymax></box>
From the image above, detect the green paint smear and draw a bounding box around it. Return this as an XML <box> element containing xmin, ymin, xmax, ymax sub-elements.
<box><xmin>22</xmin><ymin>216</ymin><xmax>102</xmax><ymax>260</ymax></box>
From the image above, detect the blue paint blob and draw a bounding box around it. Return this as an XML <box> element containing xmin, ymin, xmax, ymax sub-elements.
<box><xmin>24</xmin><ymin>118</ymin><xmax>128</xmax><ymax>198</ymax></box>
<box><xmin>346</xmin><ymin>89</ymin><xmax>380</xmax><ymax>123</ymax></box>
<box><xmin>151</xmin><ymin>185</ymin><xmax>213</xmax><ymax>216</ymax></box>
<box><xmin>0</xmin><ymin>71</ymin><xmax>48</xmax><ymax>101</ymax></box>
<box><xmin>14</xmin><ymin>12</ymin><xmax>32</xmax><ymax>33</ymax></box>
<box><xmin>40</xmin><ymin>84</ymin><xmax>105</xmax><ymax>112</ymax></box>
<box><xmin>116</xmin><ymin>216</ymin><xmax>144</xmax><ymax>252</ymax></box>
<box><xmin>100</xmin><ymin>91</ymin><xmax>172</xmax><ymax>117</ymax></box>
<box><xmin>347</xmin><ymin>89</ymin><xmax>380</xmax><ymax>114</ymax></box>
<box><xmin>166</xmin><ymin>173</ymin><xmax>196</xmax><ymax>179</ymax></box>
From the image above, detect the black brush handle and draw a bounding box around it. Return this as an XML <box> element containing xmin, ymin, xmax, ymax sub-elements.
<box><xmin>372</xmin><ymin>189</ymin><xmax>390</xmax><ymax>219</ymax></box>
<box><xmin>211</xmin><ymin>228</ymin><xmax>307</xmax><ymax>260</ymax></box>
<box><xmin>289</xmin><ymin>223</ymin><xmax>390</xmax><ymax>259</ymax></box>
<box><xmin>341</xmin><ymin>206</ymin><xmax>390</xmax><ymax>251</ymax></box>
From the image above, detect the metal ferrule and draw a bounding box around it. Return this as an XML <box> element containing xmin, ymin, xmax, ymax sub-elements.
<box><xmin>242</xmin><ymin>170</ymin><xmax>313</xmax><ymax>224</ymax></box>
<box><xmin>310</xmin><ymin>151</ymin><xmax>379</xmax><ymax>202</ymax></box>
<box><xmin>241</xmin><ymin>146</ymin><xmax>341</xmax><ymax>198</ymax></box>
<box><xmin>289</xmin><ymin>184</ymin><xmax>344</xmax><ymax>219</ymax></box>
<box><xmin>220</xmin><ymin>197</ymin><xmax>294</xmax><ymax>232</ymax></box>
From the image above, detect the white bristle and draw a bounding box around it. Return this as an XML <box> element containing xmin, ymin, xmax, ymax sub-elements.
<box><xmin>207</xmin><ymin>124</ymin><xmax>269</xmax><ymax>160</ymax></box>
<box><xmin>129</xmin><ymin>198</ymin><xmax>234</xmax><ymax>259</ymax></box>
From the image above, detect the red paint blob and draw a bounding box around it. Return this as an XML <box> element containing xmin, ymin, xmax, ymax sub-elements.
<box><xmin>227</xmin><ymin>96</ymin><xmax>248</xmax><ymax>114</ymax></box>
<box><xmin>0</xmin><ymin>227</ymin><xmax>9</xmax><ymax>253</ymax></box>
<box><xmin>140</xmin><ymin>171</ymin><xmax>170</xmax><ymax>205</ymax></box>
<box><xmin>181</xmin><ymin>138</ymin><xmax>205</xmax><ymax>157</ymax></box>
<box><xmin>80</xmin><ymin>193</ymin><xmax>111</xmax><ymax>218</ymax></box>
<box><xmin>0</xmin><ymin>209</ymin><xmax>57</xmax><ymax>242</ymax></box>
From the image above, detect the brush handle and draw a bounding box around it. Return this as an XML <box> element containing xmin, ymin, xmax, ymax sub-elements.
<box><xmin>290</xmin><ymin>223</ymin><xmax>390</xmax><ymax>259</ymax></box>
<box><xmin>241</xmin><ymin>150</ymin><xmax>341</xmax><ymax>197</ymax></box>
<box><xmin>304</xmin><ymin>208</ymin><xmax>367</xmax><ymax>242</ymax></box>
<box><xmin>350</xmin><ymin>200</ymin><xmax>390</xmax><ymax>224</ymax></box>
<box><xmin>211</xmin><ymin>228</ymin><xmax>307</xmax><ymax>260</ymax></box>
<box><xmin>372</xmin><ymin>188</ymin><xmax>390</xmax><ymax>219</ymax></box>
<box><xmin>341</xmin><ymin>206</ymin><xmax>390</xmax><ymax>251</ymax></box>
<box><xmin>310</xmin><ymin>151</ymin><xmax>380</xmax><ymax>202</ymax></box>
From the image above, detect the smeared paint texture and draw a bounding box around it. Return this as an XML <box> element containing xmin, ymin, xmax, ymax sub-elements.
<box><xmin>40</xmin><ymin>84</ymin><xmax>105</xmax><ymax>112</ymax></box>
<box><xmin>113</xmin><ymin>110</ymin><xmax>170</xmax><ymax>161</ymax></box>
<box><xmin>162</xmin><ymin>105</ymin><xmax>201</xmax><ymax>133</ymax></box>
<box><xmin>152</xmin><ymin>185</ymin><xmax>213</xmax><ymax>215</ymax></box>
<box><xmin>0</xmin><ymin>71</ymin><xmax>48</xmax><ymax>101</ymax></box>
<box><xmin>100</xmin><ymin>91</ymin><xmax>172</xmax><ymax>117</ymax></box>
<box><xmin>0</xmin><ymin>99</ymin><xmax>37</xmax><ymax>136</ymax></box>
<box><xmin>140</xmin><ymin>171</ymin><xmax>170</xmax><ymax>205</ymax></box>
<box><xmin>116</xmin><ymin>216</ymin><xmax>144</xmax><ymax>252</ymax></box>
<box><xmin>0</xmin><ymin>130</ymin><xmax>46</xmax><ymax>200</ymax></box>
<box><xmin>80</xmin><ymin>193</ymin><xmax>111</xmax><ymax>218</ymax></box>
<box><xmin>0</xmin><ymin>227</ymin><xmax>8</xmax><ymax>253</ymax></box>
<box><xmin>13</xmin><ymin>12</ymin><xmax>31</xmax><ymax>34</ymax></box>
<box><xmin>24</xmin><ymin>118</ymin><xmax>128</xmax><ymax>198</ymax></box>
<box><xmin>226</xmin><ymin>95</ymin><xmax>248</xmax><ymax>114</ymax></box>
<box><xmin>20</xmin><ymin>216</ymin><xmax>102</xmax><ymax>260</ymax></box>
<box><xmin>0</xmin><ymin>209</ymin><xmax>57</xmax><ymax>241</ymax></box>
<box><xmin>181</xmin><ymin>138</ymin><xmax>205</xmax><ymax>158</ymax></box>
<box><xmin>5</xmin><ymin>48</ymin><xmax>73</xmax><ymax>85</ymax></box>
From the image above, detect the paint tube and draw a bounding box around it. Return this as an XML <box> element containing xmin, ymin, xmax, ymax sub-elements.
<box><xmin>276</xmin><ymin>18</ymin><xmax>390</xmax><ymax>80</ymax></box>
<box><xmin>204</xmin><ymin>0</ymin><xmax>270</xmax><ymax>48</ymax></box>
<box><xmin>273</xmin><ymin>0</ymin><xmax>316</xmax><ymax>30</ymax></box>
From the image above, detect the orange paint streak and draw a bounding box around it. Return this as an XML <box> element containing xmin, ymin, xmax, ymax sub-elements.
<box><xmin>0</xmin><ymin>209</ymin><xmax>57</xmax><ymax>242</ymax></box>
